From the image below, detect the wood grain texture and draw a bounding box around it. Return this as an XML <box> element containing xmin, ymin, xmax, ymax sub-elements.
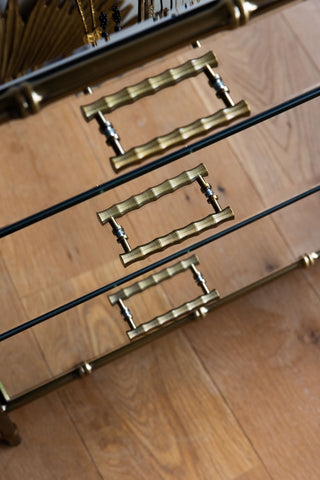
<box><xmin>185</xmin><ymin>267</ymin><xmax>320</xmax><ymax>480</ymax></box>
<box><xmin>0</xmin><ymin>1</ymin><xmax>319</xmax><ymax>478</ymax></box>
<box><xmin>0</xmin><ymin>254</ymin><xmax>50</xmax><ymax>396</ymax></box>
<box><xmin>0</xmin><ymin>394</ymin><xmax>103</xmax><ymax>480</ymax></box>
<box><xmin>60</xmin><ymin>331</ymin><xmax>261</xmax><ymax>480</ymax></box>
<box><xmin>283</xmin><ymin>0</ymin><xmax>320</xmax><ymax>68</ymax></box>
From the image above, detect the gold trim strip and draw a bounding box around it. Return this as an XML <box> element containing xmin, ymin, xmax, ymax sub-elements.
<box><xmin>6</xmin><ymin>248</ymin><xmax>318</xmax><ymax>412</ymax></box>
<box><xmin>127</xmin><ymin>289</ymin><xmax>219</xmax><ymax>340</ymax></box>
<box><xmin>121</xmin><ymin>207</ymin><xmax>234</xmax><ymax>266</ymax></box>
<box><xmin>111</xmin><ymin>100</ymin><xmax>250</xmax><ymax>171</ymax></box>
<box><xmin>97</xmin><ymin>163</ymin><xmax>208</xmax><ymax>224</ymax></box>
<box><xmin>81</xmin><ymin>51</ymin><xmax>218</xmax><ymax>120</ymax></box>
<box><xmin>108</xmin><ymin>254</ymin><xmax>199</xmax><ymax>305</ymax></box>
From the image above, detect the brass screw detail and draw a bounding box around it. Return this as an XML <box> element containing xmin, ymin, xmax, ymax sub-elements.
<box><xmin>302</xmin><ymin>252</ymin><xmax>319</xmax><ymax>268</ymax></box>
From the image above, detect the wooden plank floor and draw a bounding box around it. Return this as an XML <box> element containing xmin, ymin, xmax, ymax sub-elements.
<box><xmin>0</xmin><ymin>1</ymin><xmax>319</xmax><ymax>478</ymax></box>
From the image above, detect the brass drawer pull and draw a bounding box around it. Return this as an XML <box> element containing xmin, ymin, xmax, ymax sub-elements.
<box><xmin>127</xmin><ymin>291</ymin><xmax>219</xmax><ymax>340</ymax></box>
<box><xmin>81</xmin><ymin>51</ymin><xmax>218</xmax><ymax>120</ymax></box>
<box><xmin>81</xmin><ymin>51</ymin><xmax>250</xmax><ymax>169</ymax></box>
<box><xmin>111</xmin><ymin>100</ymin><xmax>250</xmax><ymax>171</ymax></box>
<box><xmin>121</xmin><ymin>208</ymin><xmax>233</xmax><ymax>266</ymax></box>
<box><xmin>97</xmin><ymin>163</ymin><xmax>234</xmax><ymax>266</ymax></box>
<box><xmin>97</xmin><ymin>163</ymin><xmax>208</xmax><ymax>224</ymax></box>
<box><xmin>109</xmin><ymin>254</ymin><xmax>200</xmax><ymax>305</ymax></box>
<box><xmin>108</xmin><ymin>255</ymin><xmax>219</xmax><ymax>340</ymax></box>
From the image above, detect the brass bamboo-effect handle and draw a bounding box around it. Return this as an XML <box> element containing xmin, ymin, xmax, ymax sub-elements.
<box><xmin>81</xmin><ymin>51</ymin><xmax>218</xmax><ymax>120</ymax></box>
<box><xmin>111</xmin><ymin>100</ymin><xmax>250</xmax><ymax>171</ymax></box>
<box><xmin>110</xmin><ymin>253</ymin><xmax>214</xmax><ymax>337</ymax></box>
<box><xmin>108</xmin><ymin>254</ymin><xmax>199</xmax><ymax>305</ymax></box>
<box><xmin>121</xmin><ymin>207</ymin><xmax>234</xmax><ymax>266</ymax></box>
<box><xmin>127</xmin><ymin>290</ymin><xmax>219</xmax><ymax>340</ymax></box>
<box><xmin>97</xmin><ymin>163</ymin><xmax>208</xmax><ymax>224</ymax></box>
<box><xmin>97</xmin><ymin>164</ymin><xmax>233</xmax><ymax>266</ymax></box>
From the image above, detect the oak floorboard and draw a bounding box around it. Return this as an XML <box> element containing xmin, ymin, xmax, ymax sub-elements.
<box><xmin>234</xmin><ymin>465</ymin><xmax>272</xmax><ymax>480</ymax></box>
<box><xmin>0</xmin><ymin>193</ymin><xmax>114</xmax><ymax>298</ymax></box>
<box><xmin>0</xmin><ymin>394</ymin><xmax>103</xmax><ymax>480</ymax></box>
<box><xmin>283</xmin><ymin>0</ymin><xmax>320</xmax><ymax>68</ymax></box>
<box><xmin>197</xmin><ymin>2</ymin><xmax>320</xmax><ymax>112</ymax></box>
<box><xmin>0</xmin><ymin>101</ymin><xmax>106</xmax><ymax>227</ymax></box>
<box><xmin>0</xmin><ymin>254</ymin><xmax>50</xmax><ymax>396</ymax></box>
<box><xmin>185</xmin><ymin>266</ymin><xmax>320</xmax><ymax>480</ymax></box>
<box><xmin>60</xmin><ymin>330</ymin><xmax>263</xmax><ymax>480</ymax></box>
